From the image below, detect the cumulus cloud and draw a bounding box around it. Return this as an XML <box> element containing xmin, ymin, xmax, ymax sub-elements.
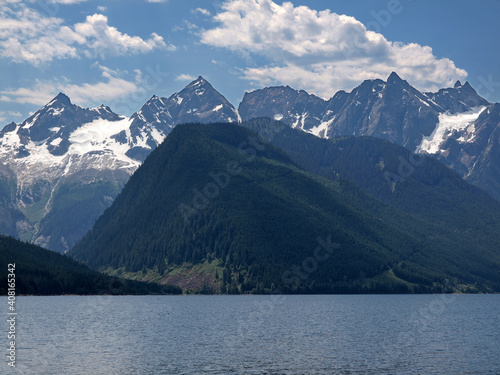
<box><xmin>176</xmin><ymin>74</ymin><xmax>196</xmax><ymax>81</ymax></box>
<box><xmin>0</xmin><ymin>4</ymin><xmax>172</xmax><ymax>65</ymax></box>
<box><xmin>201</xmin><ymin>0</ymin><xmax>467</xmax><ymax>97</ymax></box>
<box><xmin>0</xmin><ymin>110</ymin><xmax>22</xmax><ymax>123</ymax></box>
<box><xmin>192</xmin><ymin>8</ymin><xmax>211</xmax><ymax>16</ymax></box>
<box><xmin>50</xmin><ymin>0</ymin><xmax>90</xmax><ymax>3</ymax></box>
<box><xmin>0</xmin><ymin>65</ymin><xmax>144</xmax><ymax>106</ymax></box>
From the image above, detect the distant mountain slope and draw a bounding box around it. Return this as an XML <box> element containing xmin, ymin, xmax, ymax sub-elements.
<box><xmin>242</xmin><ymin>118</ymin><xmax>500</xmax><ymax>233</ymax></box>
<box><xmin>425</xmin><ymin>80</ymin><xmax>490</xmax><ymax>114</ymax></box>
<box><xmin>422</xmin><ymin>103</ymin><xmax>500</xmax><ymax>201</ymax></box>
<box><xmin>0</xmin><ymin>76</ymin><xmax>237</xmax><ymax>252</ymax></box>
<box><xmin>238</xmin><ymin>85</ymin><xmax>326</xmax><ymax>130</ymax></box>
<box><xmin>70</xmin><ymin>122</ymin><xmax>500</xmax><ymax>294</ymax></box>
<box><xmin>239</xmin><ymin>72</ymin><xmax>444</xmax><ymax>150</ymax></box>
<box><xmin>0</xmin><ymin>235</ymin><xmax>181</xmax><ymax>295</ymax></box>
<box><xmin>1</xmin><ymin>72</ymin><xmax>500</xmax><ymax>254</ymax></box>
<box><xmin>239</xmin><ymin>73</ymin><xmax>500</xmax><ymax>201</ymax></box>
<box><xmin>127</xmin><ymin>76</ymin><xmax>240</xmax><ymax>161</ymax></box>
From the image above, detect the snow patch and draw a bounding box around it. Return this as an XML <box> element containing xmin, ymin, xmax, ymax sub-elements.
<box><xmin>308</xmin><ymin>116</ymin><xmax>335</xmax><ymax>138</ymax></box>
<box><xmin>50</xmin><ymin>107</ymin><xmax>64</xmax><ymax>116</ymax></box>
<box><xmin>149</xmin><ymin>127</ymin><xmax>165</xmax><ymax>146</ymax></box>
<box><xmin>23</xmin><ymin>113</ymin><xmax>40</xmax><ymax>128</ymax></box>
<box><xmin>274</xmin><ymin>114</ymin><xmax>284</xmax><ymax>121</ymax></box>
<box><xmin>68</xmin><ymin>117</ymin><xmax>139</xmax><ymax>167</ymax></box>
<box><xmin>418</xmin><ymin>97</ymin><xmax>430</xmax><ymax>107</ymax></box>
<box><xmin>175</xmin><ymin>96</ymin><xmax>183</xmax><ymax>105</ymax></box>
<box><xmin>50</xmin><ymin>138</ymin><xmax>62</xmax><ymax>146</ymax></box>
<box><xmin>212</xmin><ymin>104</ymin><xmax>223</xmax><ymax>112</ymax></box>
<box><xmin>235</xmin><ymin>109</ymin><xmax>242</xmax><ymax>123</ymax></box>
<box><xmin>418</xmin><ymin>106</ymin><xmax>486</xmax><ymax>154</ymax></box>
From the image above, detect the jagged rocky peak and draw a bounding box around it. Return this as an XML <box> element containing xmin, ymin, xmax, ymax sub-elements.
<box><xmin>426</xmin><ymin>79</ymin><xmax>490</xmax><ymax>114</ymax></box>
<box><xmin>127</xmin><ymin>76</ymin><xmax>240</xmax><ymax>162</ymax></box>
<box><xmin>165</xmin><ymin>76</ymin><xmax>239</xmax><ymax>123</ymax></box>
<box><xmin>51</xmin><ymin>92</ymin><xmax>72</xmax><ymax>106</ymax></box>
<box><xmin>190</xmin><ymin>75</ymin><xmax>207</xmax><ymax>85</ymax></box>
<box><xmin>0</xmin><ymin>122</ymin><xmax>17</xmax><ymax>135</ymax></box>
<box><xmin>387</xmin><ymin>71</ymin><xmax>405</xmax><ymax>84</ymax></box>
<box><xmin>238</xmin><ymin>84</ymin><xmax>326</xmax><ymax>129</ymax></box>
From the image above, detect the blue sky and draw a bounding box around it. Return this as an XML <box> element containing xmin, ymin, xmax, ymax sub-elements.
<box><xmin>1</xmin><ymin>0</ymin><xmax>500</xmax><ymax>125</ymax></box>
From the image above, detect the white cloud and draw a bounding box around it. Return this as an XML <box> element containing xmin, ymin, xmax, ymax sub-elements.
<box><xmin>201</xmin><ymin>0</ymin><xmax>467</xmax><ymax>97</ymax></box>
<box><xmin>176</xmin><ymin>74</ymin><xmax>196</xmax><ymax>81</ymax></box>
<box><xmin>50</xmin><ymin>0</ymin><xmax>90</xmax><ymax>3</ymax></box>
<box><xmin>0</xmin><ymin>65</ymin><xmax>144</xmax><ymax>106</ymax></box>
<box><xmin>97</xmin><ymin>6</ymin><xmax>107</xmax><ymax>12</ymax></box>
<box><xmin>0</xmin><ymin>4</ymin><xmax>171</xmax><ymax>65</ymax></box>
<box><xmin>0</xmin><ymin>110</ymin><xmax>22</xmax><ymax>123</ymax></box>
<box><xmin>74</xmin><ymin>14</ymin><xmax>171</xmax><ymax>57</ymax></box>
<box><xmin>193</xmin><ymin>8</ymin><xmax>211</xmax><ymax>16</ymax></box>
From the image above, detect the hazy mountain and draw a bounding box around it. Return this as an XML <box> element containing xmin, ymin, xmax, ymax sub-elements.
<box><xmin>2</xmin><ymin>73</ymin><xmax>500</xmax><ymax>253</ymax></box>
<box><xmin>240</xmin><ymin>72</ymin><xmax>443</xmax><ymax>150</ymax></box>
<box><xmin>0</xmin><ymin>93</ymin><xmax>138</xmax><ymax>252</ymax></box>
<box><xmin>238</xmin><ymin>85</ymin><xmax>326</xmax><ymax>131</ymax></box>
<box><xmin>240</xmin><ymin>73</ymin><xmax>500</xmax><ymax>201</ymax></box>
<box><xmin>425</xmin><ymin>80</ymin><xmax>490</xmax><ymax>114</ymax></box>
<box><xmin>0</xmin><ymin>76</ymin><xmax>238</xmax><ymax>252</ymax></box>
<box><xmin>70</xmin><ymin>122</ymin><xmax>500</xmax><ymax>294</ymax></box>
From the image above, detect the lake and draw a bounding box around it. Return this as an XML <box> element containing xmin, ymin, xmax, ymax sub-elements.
<box><xmin>2</xmin><ymin>294</ymin><xmax>499</xmax><ymax>374</ymax></box>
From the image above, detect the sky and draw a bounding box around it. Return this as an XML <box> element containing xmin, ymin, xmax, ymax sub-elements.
<box><xmin>1</xmin><ymin>0</ymin><xmax>500</xmax><ymax>125</ymax></box>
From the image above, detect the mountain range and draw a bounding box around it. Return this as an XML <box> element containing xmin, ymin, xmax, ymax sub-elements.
<box><xmin>70</xmin><ymin>121</ymin><xmax>500</xmax><ymax>293</ymax></box>
<box><xmin>1</xmin><ymin>73</ymin><xmax>499</xmax><ymax>253</ymax></box>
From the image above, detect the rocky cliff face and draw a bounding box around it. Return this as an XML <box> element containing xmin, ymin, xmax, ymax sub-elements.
<box><xmin>0</xmin><ymin>76</ymin><xmax>239</xmax><ymax>252</ymax></box>
<box><xmin>239</xmin><ymin>72</ymin><xmax>499</xmax><ymax>200</ymax></box>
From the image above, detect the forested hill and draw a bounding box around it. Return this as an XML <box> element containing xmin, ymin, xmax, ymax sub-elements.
<box><xmin>0</xmin><ymin>235</ymin><xmax>181</xmax><ymax>295</ymax></box>
<box><xmin>242</xmin><ymin>118</ymin><xmax>500</xmax><ymax>243</ymax></box>
<box><xmin>70</xmin><ymin>122</ymin><xmax>500</xmax><ymax>294</ymax></box>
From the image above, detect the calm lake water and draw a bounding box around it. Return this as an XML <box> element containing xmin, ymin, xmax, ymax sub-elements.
<box><xmin>2</xmin><ymin>295</ymin><xmax>499</xmax><ymax>374</ymax></box>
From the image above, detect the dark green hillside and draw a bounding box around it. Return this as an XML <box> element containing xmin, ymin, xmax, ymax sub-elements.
<box><xmin>71</xmin><ymin>122</ymin><xmax>500</xmax><ymax>294</ymax></box>
<box><xmin>0</xmin><ymin>235</ymin><xmax>181</xmax><ymax>295</ymax></box>
<box><xmin>242</xmin><ymin>118</ymin><xmax>500</xmax><ymax>255</ymax></box>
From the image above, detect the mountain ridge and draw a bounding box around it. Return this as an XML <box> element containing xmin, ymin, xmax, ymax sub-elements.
<box><xmin>0</xmin><ymin>76</ymin><xmax>239</xmax><ymax>252</ymax></box>
<box><xmin>1</xmin><ymin>73</ymin><xmax>500</xmax><ymax>252</ymax></box>
<box><xmin>70</xmin><ymin>121</ymin><xmax>500</xmax><ymax>294</ymax></box>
